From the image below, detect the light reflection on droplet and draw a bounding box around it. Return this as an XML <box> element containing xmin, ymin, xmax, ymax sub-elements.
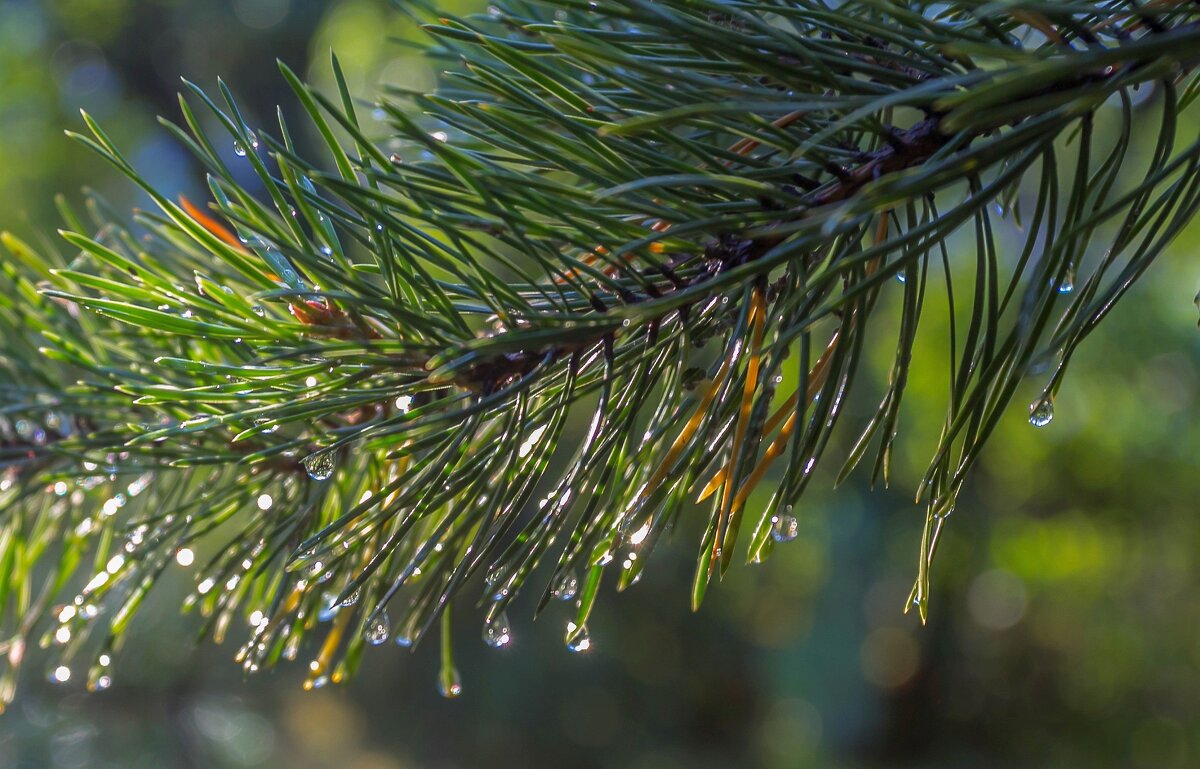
<box><xmin>770</xmin><ymin>512</ymin><xmax>799</xmax><ymax>543</ymax></box>
<box><xmin>364</xmin><ymin>612</ymin><xmax>391</xmax><ymax>645</ymax></box>
<box><xmin>1029</xmin><ymin>397</ymin><xmax>1054</xmax><ymax>427</ymax></box>
<box><xmin>483</xmin><ymin>612</ymin><xmax>512</xmax><ymax>648</ymax></box>
<box><xmin>303</xmin><ymin>450</ymin><xmax>335</xmax><ymax>481</ymax></box>
<box><xmin>552</xmin><ymin>571</ymin><xmax>578</xmax><ymax>601</ymax></box>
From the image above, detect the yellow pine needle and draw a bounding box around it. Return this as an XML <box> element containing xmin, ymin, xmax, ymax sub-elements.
<box><xmin>696</xmin><ymin>331</ymin><xmax>841</xmax><ymax>503</ymax></box>
<box><xmin>695</xmin><ymin>391</ymin><xmax>795</xmax><ymax>503</ymax></box>
<box><xmin>628</xmin><ymin>342</ymin><xmax>737</xmax><ymax>513</ymax></box>
<box><xmin>710</xmin><ymin>287</ymin><xmax>767</xmax><ymax>567</ymax></box>
<box><xmin>728</xmin><ymin>333</ymin><xmax>840</xmax><ymax>518</ymax></box>
<box><xmin>304</xmin><ymin>607</ymin><xmax>354</xmax><ymax>689</ymax></box>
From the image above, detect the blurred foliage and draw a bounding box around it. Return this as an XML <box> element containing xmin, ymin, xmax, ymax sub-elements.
<box><xmin>0</xmin><ymin>1</ymin><xmax>1197</xmax><ymax>768</ymax></box>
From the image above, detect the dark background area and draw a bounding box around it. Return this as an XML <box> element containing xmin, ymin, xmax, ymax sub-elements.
<box><xmin>0</xmin><ymin>2</ymin><xmax>1198</xmax><ymax>767</ymax></box>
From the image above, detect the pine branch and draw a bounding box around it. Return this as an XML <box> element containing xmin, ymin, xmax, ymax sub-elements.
<box><xmin>2</xmin><ymin>0</ymin><xmax>1200</xmax><ymax>704</ymax></box>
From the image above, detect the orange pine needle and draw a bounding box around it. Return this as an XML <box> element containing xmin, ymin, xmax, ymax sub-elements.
<box><xmin>627</xmin><ymin>344</ymin><xmax>737</xmax><ymax>514</ymax></box>
<box><xmin>304</xmin><ymin>607</ymin><xmax>354</xmax><ymax>688</ymax></box>
<box><xmin>1009</xmin><ymin>10</ymin><xmax>1064</xmax><ymax>45</ymax></box>
<box><xmin>727</xmin><ymin>332</ymin><xmax>840</xmax><ymax>516</ymax></box>
<box><xmin>711</xmin><ymin>286</ymin><xmax>767</xmax><ymax>567</ymax></box>
<box><xmin>179</xmin><ymin>195</ymin><xmax>247</xmax><ymax>253</ymax></box>
<box><xmin>696</xmin><ymin>331</ymin><xmax>841</xmax><ymax>503</ymax></box>
<box><xmin>724</xmin><ymin>110</ymin><xmax>807</xmax><ymax>165</ymax></box>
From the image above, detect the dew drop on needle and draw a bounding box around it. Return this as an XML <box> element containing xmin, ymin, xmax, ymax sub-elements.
<box><xmin>482</xmin><ymin>611</ymin><xmax>512</xmax><ymax>648</ymax></box>
<box><xmin>770</xmin><ymin>512</ymin><xmax>799</xmax><ymax>543</ymax></box>
<box><xmin>303</xmin><ymin>450</ymin><xmax>335</xmax><ymax>481</ymax></box>
<box><xmin>1029</xmin><ymin>397</ymin><xmax>1054</xmax><ymax>427</ymax></box>
<box><xmin>364</xmin><ymin>612</ymin><xmax>391</xmax><ymax>645</ymax></box>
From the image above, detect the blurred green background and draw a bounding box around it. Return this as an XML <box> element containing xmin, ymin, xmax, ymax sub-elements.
<box><xmin>1</xmin><ymin>1</ymin><xmax>1198</xmax><ymax>767</ymax></box>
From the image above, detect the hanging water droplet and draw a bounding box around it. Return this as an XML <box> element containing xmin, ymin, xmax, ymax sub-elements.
<box><xmin>566</xmin><ymin>625</ymin><xmax>592</xmax><ymax>653</ymax></box>
<box><xmin>338</xmin><ymin>588</ymin><xmax>361</xmax><ymax>608</ymax></box>
<box><xmin>364</xmin><ymin>612</ymin><xmax>391</xmax><ymax>645</ymax></box>
<box><xmin>438</xmin><ymin>667</ymin><xmax>463</xmax><ymax>698</ymax></box>
<box><xmin>394</xmin><ymin>628</ymin><xmax>414</xmax><ymax>648</ymax></box>
<box><xmin>233</xmin><ymin>139</ymin><xmax>247</xmax><ymax>157</ymax></box>
<box><xmin>251</xmin><ymin>305</ymin><xmax>266</xmax><ymax>317</ymax></box>
<box><xmin>1058</xmin><ymin>265</ymin><xmax>1075</xmax><ymax>294</ymax></box>
<box><xmin>1029</xmin><ymin>397</ymin><xmax>1054</xmax><ymax>427</ymax></box>
<box><xmin>552</xmin><ymin>571</ymin><xmax>579</xmax><ymax>601</ymax></box>
<box><xmin>482</xmin><ymin>612</ymin><xmax>512</xmax><ymax>648</ymax></box>
<box><xmin>896</xmin><ymin>270</ymin><xmax>906</xmax><ymax>284</ymax></box>
<box><xmin>770</xmin><ymin>512</ymin><xmax>799</xmax><ymax>543</ymax></box>
<box><xmin>303</xmin><ymin>450</ymin><xmax>335</xmax><ymax>481</ymax></box>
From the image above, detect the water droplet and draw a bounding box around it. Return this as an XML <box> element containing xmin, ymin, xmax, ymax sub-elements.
<box><xmin>364</xmin><ymin>612</ymin><xmax>391</xmax><ymax>645</ymax></box>
<box><xmin>770</xmin><ymin>513</ymin><xmax>799</xmax><ymax>543</ymax></box>
<box><xmin>1029</xmin><ymin>397</ymin><xmax>1054</xmax><ymax>427</ymax></box>
<box><xmin>89</xmin><ymin>674</ymin><xmax>112</xmax><ymax>692</ymax></box>
<box><xmin>339</xmin><ymin>588</ymin><xmax>361</xmax><ymax>608</ymax></box>
<box><xmin>482</xmin><ymin>612</ymin><xmax>512</xmax><ymax>648</ymax></box>
<box><xmin>552</xmin><ymin>571</ymin><xmax>578</xmax><ymax>601</ymax></box>
<box><xmin>438</xmin><ymin>667</ymin><xmax>463</xmax><ymax>698</ymax></box>
<box><xmin>303</xmin><ymin>450</ymin><xmax>335</xmax><ymax>481</ymax></box>
<box><xmin>566</xmin><ymin>625</ymin><xmax>592</xmax><ymax>653</ymax></box>
<box><xmin>233</xmin><ymin>139</ymin><xmax>247</xmax><ymax>157</ymax></box>
<box><xmin>251</xmin><ymin>305</ymin><xmax>266</xmax><ymax>317</ymax></box>
<box><xmin>1057</xmin><ymin>266</ymin><xmax>1075</xmax><ymax>294</ymax></box>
